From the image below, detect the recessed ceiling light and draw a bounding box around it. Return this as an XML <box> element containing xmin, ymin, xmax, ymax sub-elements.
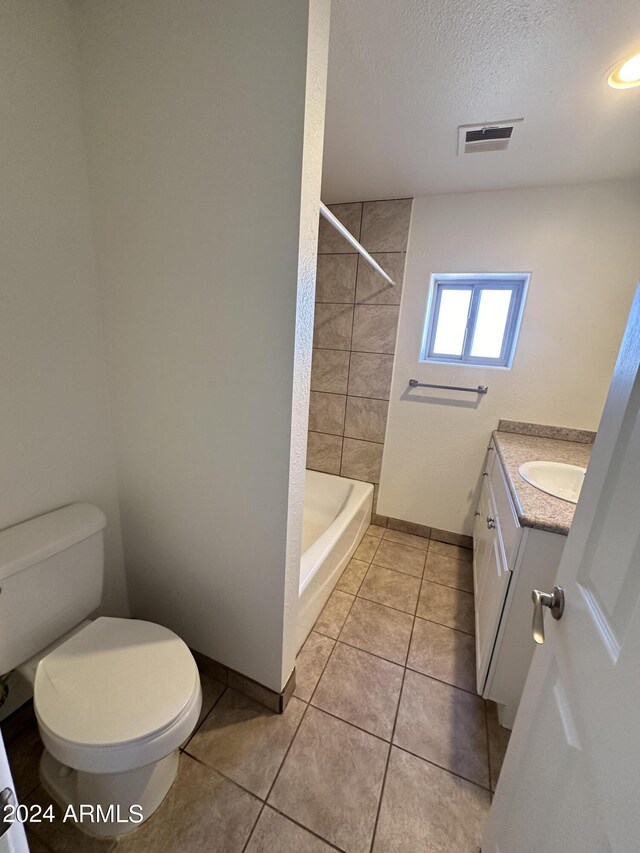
<box><xmin>608</xmin><ymin>52</ymin><xmax>640</xmax><ymax>89</ymax></box>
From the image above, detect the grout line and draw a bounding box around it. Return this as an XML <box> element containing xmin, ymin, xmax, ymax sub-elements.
<box><xmin>368</xmin><ymin>571</ymin><xmax>422</xmax><ymax>851</ymax></box>
<box><xmin>307</xmin><ymin>702</ymin><xmax>391</xmax><ymax>746</ymax></box>
<box><xmin>263</xmin><ymin>804</ymin><xmax>347</xmax><ymax>852</ymax></box>
<box><xmin>183</xmin><ymin>682</ymin><xmax>228</xmax><ymax>748</ymax></box>
<box><xmin>181</xmin><ymin>750</ymin><xmax>263</xmax><ymax>803</ymax></box>
<box><xmin>391</xmin><ymin>742</ymin><xmax>492</xmax><ymax>794</ymax></box>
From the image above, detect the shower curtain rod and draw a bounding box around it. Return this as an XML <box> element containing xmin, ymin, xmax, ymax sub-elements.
<box><xmin>319</xmin><ymin>202</ymin><xmax>395</xmax><ymax>286</ymax></box>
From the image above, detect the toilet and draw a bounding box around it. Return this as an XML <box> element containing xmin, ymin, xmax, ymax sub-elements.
<box><xmin>0</xmin><ymin>503</ymin><xmax>202</xmax><ymax>838</ymax></box>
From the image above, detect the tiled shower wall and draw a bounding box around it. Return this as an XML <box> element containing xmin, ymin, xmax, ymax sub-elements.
<box><xmin>307</xmin><ymin>199</ymin><xmax>412</xmax><ymax>522</ymax></box>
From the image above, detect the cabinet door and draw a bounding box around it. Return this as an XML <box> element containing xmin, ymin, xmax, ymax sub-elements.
<box><xmin>475</xmin><ymin>533</ymin><xmax>511</xmax><ymax>694</ymax></box>
<box><xmin>473</xmin><ymin>478</ymin><xmax>492</xmax><ymax>598</ymax></box>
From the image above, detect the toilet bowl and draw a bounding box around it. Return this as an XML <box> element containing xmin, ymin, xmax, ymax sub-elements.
<box><xmin>0</xmin><ymin>500</ymin><xmax>203</xmax><ymax>838</ymax></box>
<box><xmin>22</xmin><ymin>616</ymin><xmax>202</xmax><ymax>837</ymax></box>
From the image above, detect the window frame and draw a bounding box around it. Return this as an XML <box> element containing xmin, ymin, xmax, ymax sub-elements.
<box><xmin>421</xmin><ymin>273</ymin><xmax>530</xmax><ymax>368</ymax></box>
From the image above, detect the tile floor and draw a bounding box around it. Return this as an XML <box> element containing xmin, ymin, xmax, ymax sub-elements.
<box><xmin>2</xmin><ymin>526</ymin><xmax>510</xmax><ymax>852</ymax></box>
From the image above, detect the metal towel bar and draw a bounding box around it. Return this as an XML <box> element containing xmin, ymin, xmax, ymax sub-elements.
<box><xmin>409</xmin><ymin>379</ymin><xmax>488</xmax><ymax>395</ymax></box>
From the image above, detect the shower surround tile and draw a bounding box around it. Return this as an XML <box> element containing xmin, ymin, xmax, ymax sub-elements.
<box><xmin>355</xmin><ymin>252</ymin><xmax>406</xmax><ymax>305</ymax></box>
<box><xmin>347</xmin><ymin>351</ymin><xmax>395</xmax><ymax>400</ymax></box>
<box><xmin>351</xmin><ymin>304</ymin><xmax>399</xmax><ymax>354</ymax></box>
<box><xmin>360</xmin><ymin>199</ymin><xmax>412</xmax><ymax>252</ymax></box>
<box><xmin>308</xmin><ymin>391</ymin><xmax>346</xmax><ymax>436</ymax></box>
<box><xmin>313</xmin><ymin>303</ymin><xmax>353</xmax><ymax>350</ymax></box>
<box><xmin>315</xmin><ymin>253</ymin><xmax>358</xmax><ymax>303</ymax></box>
<box><xmin>310</xmin><ymin>348</ymin><xmax>350</xmax><ymax>394</ymax></box>
<box><xmin>308</xmin><ymin>198</ymin><xmax>411</xmax><ymax>491</ymax></box>
<box><xmin>341</xmin><ymin>438</ymin><xmax>383</xmax><ymax>483</ymax></box>
<box><xmin>306</xmin><ymin>431</ymin><xmax>342</xmax><ymax>475</ymax></box>
<box><xmin>344</xmin><ymin>396</ymin><xmax>389</xmax><ymax>443</ymax></box>
<box><xmin>317</xmin><ymin>202</ymin><xmax>363</xmax><ymax>254</ymax></box>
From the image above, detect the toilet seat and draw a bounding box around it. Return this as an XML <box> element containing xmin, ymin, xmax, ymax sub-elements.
<box><xmin>34</xmin><ymin>616</ymin><xmax>202</xmax><ymax>773</ymax></box>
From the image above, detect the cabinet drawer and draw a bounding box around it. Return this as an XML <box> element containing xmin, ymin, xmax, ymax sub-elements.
<box><xmin>490</xmin><ymin>455</ymin><xmax>522</xmax><ymax>570</ymax></box>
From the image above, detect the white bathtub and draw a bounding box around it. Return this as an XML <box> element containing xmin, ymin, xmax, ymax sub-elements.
<box><xmin>296</xmin><ymin>470</ymin><xmax>373</xmax><ymax>652</ymax></box>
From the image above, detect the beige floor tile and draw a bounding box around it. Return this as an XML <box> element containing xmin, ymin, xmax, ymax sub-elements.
<box><xmin>314</xmin><ymin>590</ymin><xmax>355</xmax><ymax>638</ymax></box>
<box><xmin>118</xmin><ymin>754</ymin><xmax>261</xmax><ymax>853</ymax></box>
<box><xmin>336</xmin><ymin>558</ymin><xmax>369</xmax><ymax>594</ymax></box>
<box><xmin>352</xmin><ymin>534</ymin><xmax>380</xmax><ymax>562</ymax></box>
<box><xmin>187</xmin><ymin>689</ymin><xmax>305</xmax><ymax>798</ymax></box>
<box><xmin>25</xmin><ymin>785</ymin><xmax>116</xmax><ymax>853</ymax></box>
<box><xmin>359</xmin><ymin>564</ymin><xmax>421</xmax><ymax>614</ymax></box>
<box><xmin>269</xmin><ymin>707</ymin><xmax>388</xmax><ymax>853</ymax></box>
<box><xmin>429</xmin><ymin>540</ymin><xmax>473</xmax><ymax>563</ymax></box>
<box><xmin>312</xmin><ymin>642</ymin><xmax>403</xmax><ymax>740</ymax></box>
<box><xmin>372</xmin><ymin>538</ymin><xmax>426</xmax><ymax>577</ymax></box>
<box><xmin>194</xmin><ymin>674</ymin><xmax>226</xmax><ymax>729</ymax></box>
<box><xmin>424</xmin><ymin>552</ymin><xmax>474</xmax><ymax>593</ymax></box>
<box><xmin>394</xmin><ymin>671</ymin><xmax>489</xmax><ymax>788</ymax></box>
<box><xmin>294</xmin><ymin>631</ymin><xmax>335</xmax><ymax>702</ymax></box>
<box><xmin>366</xmin><ymin>523</ymin><xmax>386</xmax><ymax>538</ymax></box>
<box><xmin>487</xmin><ymin>701</ymin><xmax>512</xmax><ymax>791</ymax></box>
<box><xmin>417</xmin><ymin>581</ymin><xmax>475</xmax><ymax>635</ymax></box>
<box><xmin>245</xmin><ymin>807</ymin><xmax>335</xmax><ymax>852</ymax></box>
<box><xmin>340</xmin><ymin>598</ymin><xmax>413</xmax><ymax>665</ymax></box>
<box><xmin>373</xmin><ymin>747</ymin><xmax>489</xmax><ymax>853</ymax></box>
<box><xmin>407</xmin><ymin>618</ymin><xmax>477</xmax><ymax>693</ymax></box>
<box><xmin>382</xmin><ymin>527</ymin><xmax>429</xmax><ymax>551</ymax></box>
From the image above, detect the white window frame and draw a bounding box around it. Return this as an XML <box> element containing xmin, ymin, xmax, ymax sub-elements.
<box><xmin>420</xmin><ymin>272</ymin><xmax>530</xmax><ymax>368</ymax></box>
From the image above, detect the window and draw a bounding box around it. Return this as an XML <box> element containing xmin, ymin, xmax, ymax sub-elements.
<box><xmin>421</xmin><ymin>274</ymin><xmax>529</xmax><ymax>368</ymax></box>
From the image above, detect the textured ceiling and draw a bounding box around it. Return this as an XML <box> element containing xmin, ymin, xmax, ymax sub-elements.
<box><xmin>322</xmin><ymin>0</ymin><xmax>640</xmax><ymax>201</ymax></box>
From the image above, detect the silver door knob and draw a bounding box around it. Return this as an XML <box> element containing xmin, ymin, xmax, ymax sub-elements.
<box><xmin>486</xmin><ymin>515</ymin><xmax>496</xmax><ymax>529</ymax></box>
<box><xmin>531</xmin><ymin>586</ymin><xmax>565</xmax><ymax>644</ymax></box>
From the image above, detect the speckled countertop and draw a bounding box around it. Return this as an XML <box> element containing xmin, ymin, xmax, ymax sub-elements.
<box><xmin>492</xmin><ymin>428</ymin><xmax>593</xmax><ymax>536</ymax></box>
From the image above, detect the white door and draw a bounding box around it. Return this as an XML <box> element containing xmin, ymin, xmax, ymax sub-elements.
<box><xmin>483</xmin><ymin>284</ymin><xmax>640</xmax><ymax>853</ymax></box>
<box><xmin>0</xmin><ymin>730</ymin><xmax>28</xmax><ymax>852</ymax></box>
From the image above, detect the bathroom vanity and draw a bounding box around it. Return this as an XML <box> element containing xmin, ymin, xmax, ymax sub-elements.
<box><xmin>473</xmin><ymin>423</ymin><xmax>593</xmax><ymax>728</ymax></box>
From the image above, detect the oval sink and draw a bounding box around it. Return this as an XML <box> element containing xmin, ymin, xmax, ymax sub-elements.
<box><xmin>518</xmin><ymin>461</ymin><xmax>586</xmax><ymax>504</ymax></box>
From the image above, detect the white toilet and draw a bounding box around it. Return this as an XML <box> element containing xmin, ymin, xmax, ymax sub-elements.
<box><xmin>0</xmin><ymin>503</ymin><xmax>202</xmax><ymax>837</ymax></box>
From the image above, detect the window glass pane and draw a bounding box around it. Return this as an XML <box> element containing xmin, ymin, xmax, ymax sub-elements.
<box><xmin>470</xmin><ymin>288</ymin><xmax>512</xmax><ymax>359</ymax></box>
<box><xmin>432</xmin><ymin>287</ymin><xmax>471</xmax><ymax>356</ymax></box>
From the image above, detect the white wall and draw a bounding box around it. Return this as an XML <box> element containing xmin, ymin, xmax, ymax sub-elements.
<box><xmin>0</xmin><ymin>0</ymin><xmax>129</xmax><ymax>616</ymax></box>
<box><xmin>379</xmin><ymin>180</ymin><xmax>640</xmax><ymax>536</ymax></box>
<box><xmin>76</xmin><ymin>0</ymin><xmax>329</xmax><ymax>691</ymax></box>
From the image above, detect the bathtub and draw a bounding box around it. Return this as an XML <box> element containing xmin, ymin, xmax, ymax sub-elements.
<box><xmin>296</xmin><ymin>470</ymin><xmax>373</xmax><ymax>652</ymax></box>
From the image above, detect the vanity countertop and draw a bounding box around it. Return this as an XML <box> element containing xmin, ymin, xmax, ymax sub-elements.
<box><xmin>492</xmin><ymin>426</ymin><xmax>594</xmax><ymax>536</ymax></box>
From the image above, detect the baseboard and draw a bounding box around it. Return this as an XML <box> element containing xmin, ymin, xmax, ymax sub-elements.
<box><xmin>190</xmin><ymin>649</ymin><xmax>296</xmax><ymax>714</ymax></box>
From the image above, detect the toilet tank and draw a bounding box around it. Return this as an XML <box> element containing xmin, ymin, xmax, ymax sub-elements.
<box><xmin>0</xmin><ymin>503</ymin><xmax>106</xmax><ymax>674</ymax></box>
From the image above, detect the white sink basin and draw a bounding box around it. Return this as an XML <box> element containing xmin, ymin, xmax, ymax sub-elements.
<box><xmin>518</xmin><ymin>460</ymin><xmax>586</xmax><ymax>504</ymax></box>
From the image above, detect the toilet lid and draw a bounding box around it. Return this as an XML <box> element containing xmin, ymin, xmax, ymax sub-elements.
<box><xmin>34</xmin><ymin>617</ymin><xmax>199</xmax><ymax>748</ymax></box>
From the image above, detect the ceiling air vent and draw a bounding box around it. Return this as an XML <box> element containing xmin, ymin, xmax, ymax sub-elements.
<box><xmin>458</xmin><ymin>119</ymin><xmax>523</xmax><ymax>155</ymax></box>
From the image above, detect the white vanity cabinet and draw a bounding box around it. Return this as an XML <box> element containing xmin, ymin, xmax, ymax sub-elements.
<box><xmin>473</xmin><ymin>440</ymin><xmax>566</xmax><ymax>728</ymax></box>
